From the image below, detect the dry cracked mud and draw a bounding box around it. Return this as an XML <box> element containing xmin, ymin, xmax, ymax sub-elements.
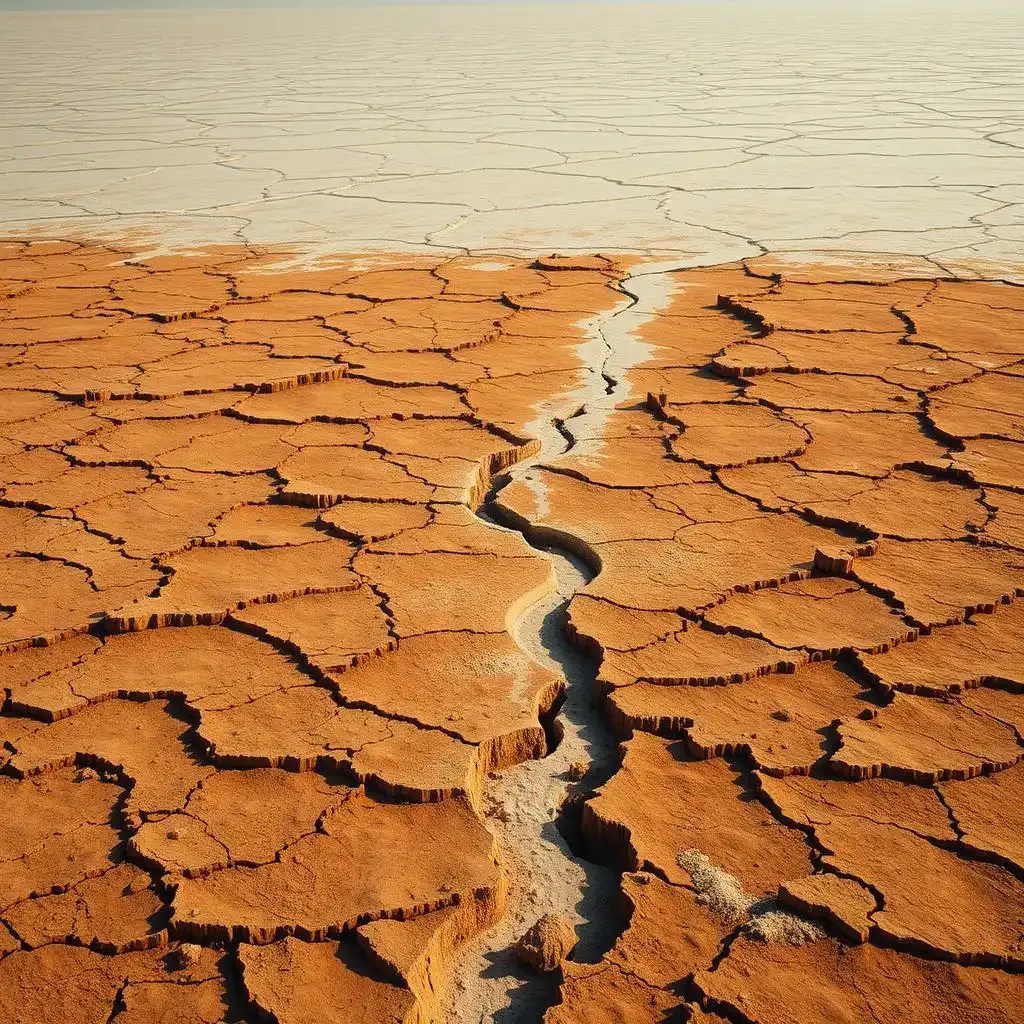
<box><xmin>0</xmin><ymin>234</ymin><xmax>1021</xmax><ymax>1024</ymax></box>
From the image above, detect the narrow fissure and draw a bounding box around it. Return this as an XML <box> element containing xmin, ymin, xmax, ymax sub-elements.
<box><xmin>444</xmin><ymin>262</ymin><xmax>689</xmax><ymax>1023</ymax></box>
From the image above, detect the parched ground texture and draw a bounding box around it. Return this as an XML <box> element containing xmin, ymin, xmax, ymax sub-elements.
<box><xmin>0</xmin><ymin>236</ymin><xmax>1022</xmax><ymax>1024</ymax></box>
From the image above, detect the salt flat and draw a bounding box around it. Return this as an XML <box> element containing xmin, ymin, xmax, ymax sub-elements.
<box><xmin>0</xmin><ymin>1</ymin><xmax>1022</xmax><ymax>271</ymax></box>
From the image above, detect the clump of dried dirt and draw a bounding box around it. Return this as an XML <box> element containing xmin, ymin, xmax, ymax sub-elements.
<box><xmin>676</xmin><ymin>849</ymin><xmax>823</xmax><ymax>945</ymax></box>
<box><xmin>516</xmin><ymin>913</ymin><xmax>577</xmax><ymax>972</ymax></box>
<box><xmin>676</xmin><ymin>849</ymin><xmax>753</xmax><ymax>924</ymax></box>
<box><xmin>744</xmin><ymin>907</ymin><xmax>824</xmax><ymax>945</ymax></box>
<box><xmin>176</xmin><ymin>943</ymin><xmax>202</xmax><ymax>969</ymax></box>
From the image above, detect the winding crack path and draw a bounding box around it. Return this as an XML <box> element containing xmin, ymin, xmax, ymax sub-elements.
<box><xmin>444</xmin><ymin>261</ymin><xmax>686</xmax><ymax>1022</ymax></box>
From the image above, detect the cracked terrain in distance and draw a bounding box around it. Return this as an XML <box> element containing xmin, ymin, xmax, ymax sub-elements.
<box><xmin>1</xmin><ymin>3</ymin><xmax>1023</xmax><ymax>1023</ymax></box>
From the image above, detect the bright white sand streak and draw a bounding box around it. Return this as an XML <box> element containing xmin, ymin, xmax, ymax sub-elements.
<box><xmin>0</xmin><ymin>1</ymin><xmax>1022</xmax><ymax>271</ymax></box>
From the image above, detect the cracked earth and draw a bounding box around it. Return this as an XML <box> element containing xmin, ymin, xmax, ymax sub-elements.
<box><xmin>1</xmin><ymin>4</ymin><xmax>1023</xmax><ymax>273</ymax></box>
<box><xmin>1</xmin><ymin>3</ymin><xmax>1023</xmax><ymax>1024</ymax></box>
<box><xmin>1</xmin><ymin>234</ymin><xmax>1022</xmax><ymax>1024</ymax></box>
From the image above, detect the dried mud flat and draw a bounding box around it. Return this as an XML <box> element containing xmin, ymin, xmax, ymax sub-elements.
<box><xmin>0</xmin><ymin>235</ymin><xmax>1021</xmax><ymax>1024</ymax></box>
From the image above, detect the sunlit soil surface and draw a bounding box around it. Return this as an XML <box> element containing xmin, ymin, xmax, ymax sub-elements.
<box><xmin>0</xmin><ymin>238</ymin><xmax>1021</xmax><ymax>1023</ymax></box>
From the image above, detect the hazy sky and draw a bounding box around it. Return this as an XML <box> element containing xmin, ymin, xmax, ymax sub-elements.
<box><xmin>3</xmin><ymin>0</ymin><xmax>740</xmax><ymax>9</ymax></box>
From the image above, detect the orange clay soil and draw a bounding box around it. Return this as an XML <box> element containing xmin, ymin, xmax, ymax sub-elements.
<box><xmin>0</xmin><ymin>239</ymin><xmax>1022</xmax><ymax>1024</ymax></box>
<box><xmin>495</xmin><ymin>258</ymin><xmax>1024</xmax><ymax>1023</ymax></box>
<box><xmin>0</xmin><ymin>240</ymin><xmax>627</xmax><ymax>1022</ymax></box>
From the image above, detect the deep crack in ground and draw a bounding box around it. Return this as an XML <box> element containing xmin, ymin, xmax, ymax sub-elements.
<box><xmin>447</xmin><ymin>261</ymin><xmax>691</xmax><ymax>1022</ymax></box>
